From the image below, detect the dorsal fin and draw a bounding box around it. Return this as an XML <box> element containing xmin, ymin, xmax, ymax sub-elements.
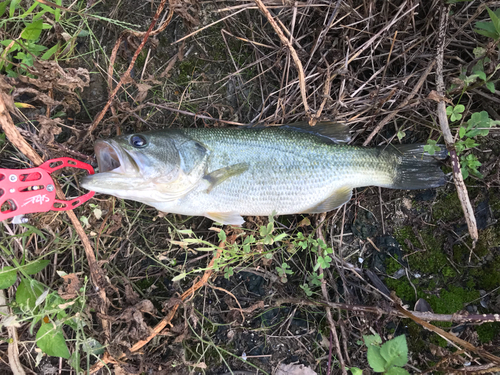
<box><xmin>281</xmin><ymin>121</ymin><xmax>351</xmax><ymax>143</ymax></box>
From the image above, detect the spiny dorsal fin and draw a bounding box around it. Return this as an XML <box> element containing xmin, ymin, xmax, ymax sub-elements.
<box><xmin>302</xmin><ymin>186</ymin><xmax>353</xmax><ymax>214</ymax></box>
<box><xmin>282</xmin><ymin>121</ymin><xmax>351</xmax><ymax>143</ymax></box>
<box><xmin>204</xmin><ymin>163</ymin><xmax>249</xmax><ymax>193</ymax></box>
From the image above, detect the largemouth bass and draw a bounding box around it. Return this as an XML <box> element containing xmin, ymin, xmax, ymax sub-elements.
<box><xmin>81</xmin><ymin>123</ymin><xmax>446</xmax><ymax>225</ymax></box>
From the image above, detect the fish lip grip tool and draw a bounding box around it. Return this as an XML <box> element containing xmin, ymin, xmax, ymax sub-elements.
<box><xmin>0</xmin><ymin>157</ymin><xmax>95</xmax><ymax>221</ymax></box>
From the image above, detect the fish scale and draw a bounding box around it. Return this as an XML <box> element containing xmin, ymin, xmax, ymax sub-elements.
<box><xmin>81</xmin><ymin>124</ymin><xmax>447</xmax><ymax>225</ymax></box>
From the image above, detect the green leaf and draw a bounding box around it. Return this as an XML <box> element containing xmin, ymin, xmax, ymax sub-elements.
<box><xmin>459</xmin><ymin>126</ymin><xmax>466</xmax><ymax>139</ymax></box>
<box><xmin>363</xmin><ymin>334</ymin><xmax>383</xmax><ymax>346</ymax></box>
<box><xmin>486</xmin><ymin>7</ymin><xmax>500</xmax><ymax>36</ymax></box>
<box><xmin>0</xmin><ymin>1</ymin><xmax>8</xmax><ymax>17</ymax></box>
<box><xmin>9</xmin><ymin>0</ymin><xmax>21</xmax><ymax>18</ymax></box>
<box><xmin>273</xmin><ymin>233</ymin><xmax>288</xmax><ymax>242</ymax></box>
<box><xmin>461</xmin><ymin>166</ymin><xmax>469</xmax><ymax>180</ymax></box>
<box><xmin>16</xmin><ymin>278</ymin><xmax>45</xmax><ymax>310</ymax></box>
<box><xmin>36</xmin><ymin>322</ymin><xmax>70</xmax><ymax>359</ymax></box>
<box><xmin>486</xmin><ymin>81</ymin><xmax>495</xmax><ymax>93</ymax></box>
<box><xmin>171</xmin><ymin>272</ymin><xmax>186</xmax><ymax>282</ymax></box>
<box><xmin>380</xmin><ymin>335</ymin><xmax>409</xmax><ymax>368</ymax></box>
<box><xmin>21</xmin><ymin>20</ymin><xmax>44</xmax><ymax>41</ymax></box>
<box><xmin>0</xmin><ymin>266</ymin><xmax>17</xmax><ymax>289</ymax></box>
<box><xmin>367</xmin><ymin>345</ymin><xmax>386</xmax><ymax>372</ymax></box>
<box><xmin>474</xmin><ymin>28</ymin><xmax>499</xmax><ymax>39</ymax></box>
<box><xmin>218</xmin><ymin>230</ymin><xmax>226</xmax><ymax>242</ymax></box>
<box><xmin>23</xmin><ymin>260</ymin><xmax>50</xmax><ymax>275</ymax></box>
<box><xmin>385</xmin><ymin>366</ymin><xmax>411</xmax><ymax>375</ymax></box>
<box><xmin>349</xmin><ymin>367</ymin><xmax>363</xmax><ymax>375</ymax></box>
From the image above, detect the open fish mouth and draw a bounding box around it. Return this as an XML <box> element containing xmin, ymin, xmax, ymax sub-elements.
<box><xmin>95</xmin><ymin>140</ymin><xmax>138</xmax><ymax>174</ymax></box>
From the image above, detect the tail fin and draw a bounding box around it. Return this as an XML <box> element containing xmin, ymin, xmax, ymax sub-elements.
<box><xmin>389</xmin><ymin>144</ymin><xmax>447</xmax><ymax>190</ymax></box>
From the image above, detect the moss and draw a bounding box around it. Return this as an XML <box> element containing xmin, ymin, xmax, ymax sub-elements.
<box><xmin>476</xmin><ymin>322</ymin><xmax>500</xmax><ymax>343</ymax></box>
<box><xmin>425</xmin><ymin>286</ymin><xmax>480</xmax><ymax>315</ymax></box>
<box><xmin>395</xmin><ymin>227</ymin><xmax>449</xmax><ymax>276</ymax></box>
<box><xmin>432</xmin><ymin>191</ymin><xmax>463</xmax><ymax>222</ymax></box>
<box><xmin>471</xmin><ymin>254</ymin><xmax>500</xmax><ymax>290</ymax></box>
<box><xmin>385</xmin><ymin>278</ymin><xmax>416</xmax><ymax>304</ymax></box>
<box><xmin>385</xmin><ymin>256</ymin><xmax>403</xmax><ymax>275</ymax></box>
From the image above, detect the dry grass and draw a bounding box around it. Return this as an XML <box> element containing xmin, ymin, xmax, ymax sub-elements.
<box><xmin>1</xmin><ymin>1</ymin><xmax>500</xmax><ymax>374</ymax></box>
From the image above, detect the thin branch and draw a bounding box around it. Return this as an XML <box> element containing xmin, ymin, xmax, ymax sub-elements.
<box><xmin>435</xmin><ymin>4</ymin><xmax>478</xmax><ymax>245</ymax></box>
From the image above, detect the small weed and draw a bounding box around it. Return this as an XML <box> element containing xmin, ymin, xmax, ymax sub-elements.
<box><xmin>350</xmin><ymin>334</ymin><xmax>410</xmax><ymax>375</ymax></box>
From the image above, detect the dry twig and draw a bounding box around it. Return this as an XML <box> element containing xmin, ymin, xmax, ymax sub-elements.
<box><xmin>253</xmin><ymin>0</ymin><xmax>311</xmax><ymax>119</ymax></box>
<box><xmin>435</xmin><ymin>4</ymin><xmax>478</xmax><ymax>245</ymax></box>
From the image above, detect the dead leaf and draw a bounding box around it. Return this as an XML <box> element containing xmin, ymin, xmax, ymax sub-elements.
<box><xmin>124</xmin><ymin>283</ymin><xmax>140</xmax><ymax>305</ymax></box>
<box><xmin>134</xmin><ymin>83</ymin><xmax>152</xmax><ymax>103</ymax></box>
<box><xmin>174</xmin><ymin>0</ymin><xmax>200</xmax><ymax>27</ymax></box>
<box><xmin>13</xmin><ymin>87</ymin><xmax>61</xmax><ymax>108</ymax></box>
<box><xmin>427</xmin><ymin>90</ymin><xmax>452</xmax><ymax>104</ymax></box>
<box><xmin>106</xmin><ymin>214</ymin><xmax>123</xmax><ymax>235</ymax></box>
<box><xmin>37</xmin><ymin>115</ymin><xmax>63</xmax><ymax>145</ymax></box>
<box><xmin>159</xmin><ymin>55</ymin><xmax>178</xmax><ymax>78</ymax></box>
<box><xmin>58</xmin><ymin>273</ymin><xmax>81</xmax><ymax>300</ymax></box>
<box><xmin>276</xmin><ymin>363</ymin><xmax>317</xmax><ymax>375</ymax></box>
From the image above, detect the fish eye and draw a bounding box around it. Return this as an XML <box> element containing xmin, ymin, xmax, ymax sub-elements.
<box><xmin>130</xmin><ymin>134</ymin><xmax>147</xmax><ymax>148</ymax></box>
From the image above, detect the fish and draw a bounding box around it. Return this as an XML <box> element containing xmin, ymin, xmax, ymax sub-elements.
<box><xmin>80</xmin><ymin>122</ymin><xmax>447</xmax><ymax>225</ymax></box>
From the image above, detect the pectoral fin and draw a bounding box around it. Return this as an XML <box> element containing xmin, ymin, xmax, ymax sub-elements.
<box><xmin>206</xmin><ymin>211</ymin><xmax>245</xmax><ymax>226</ymax></box>
<box><xmin>204</xmin><ymin>163</ymin><xmax>249</xmax><ymax>193</ymax></box>
<box><xmin>303</xmin><ymin>187</ymin><xmax>353</xmax><ymax>214</ymax></box>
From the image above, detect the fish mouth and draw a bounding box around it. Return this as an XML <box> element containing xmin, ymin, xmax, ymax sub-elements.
<box><xmin>95</xmin><ymin>140</ymin><xmax>138</xmax><ymax>174</ymax></box>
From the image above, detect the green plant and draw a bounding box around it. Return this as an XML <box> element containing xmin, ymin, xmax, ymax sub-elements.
<box><xmin>276</xmin><ymin>262</ymin><xmax>293</xmax><ymax>283</ymax></box>
<box><xmin>446</xmin><ymin>104</ymin><xmax>465</xmax><ymax>122</ymax></box>
<box><xmin>0</xmin><ymin>1</ymin><xmax>61</xmax><ymax>76</ymax></box>
<box><xmin>350</xmin><ymin>334</ymin><xmax>410</xmax><ymax>374</ymax></box>
<box><xmin>475</xmin><ymin>7</ymin><xmax>500</xmax><ymax>41</ymax></box>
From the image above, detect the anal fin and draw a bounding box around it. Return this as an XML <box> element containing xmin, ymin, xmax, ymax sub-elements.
<box><xmin>303</xmin><ymin>187</ymin><xmax>353</xmax><ymax>214</ymax></box>
<box><xmin>204</xmin><ymin>163</ymin><xmax>249</xmax><ymax>193</ymax></box>
<box><xmin>206</xmin><ymin>211</ymin><xmax>245</xmax><ymax>226</ymax></box>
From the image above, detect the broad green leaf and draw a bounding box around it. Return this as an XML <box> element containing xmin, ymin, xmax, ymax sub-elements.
<box><xmin>367</xmin><ymin>345</ymin><xmax>386</xmax><ymax>372</ymax></box>
<box><xmin>218</xmin><ymin>230</ymin><xmax>226</xmax><ymax>242</ymax></box>
<box><xmin>486</xmin><ymin>81</ymin><xmax>496</xmax><ymax>93</ymax></box>
<box><xmin>78</xmin><ymin>30</ymin><xmax>90</xmax><ymax>37</ymax></box>
<box><xmin>0</xmin><ymin>1</ymin><xmax>8</xmax><ymax>17</ymax></box>
<box><xmin>23</xmin><ymin>260</ymin><xmax>50</xmax><ymax>275</ymax></box>
<box><xmin>380</xmin><ymin>335</ymin><xmax>409</xmax><ymax>368</ymax></box>
<box><xmin>486</xmin><ymin>7</ymin><xmax>500</xmax><ymax>35</ymax></box>
<box><xmin>21</xmin><ymin>20</ymin><xmax>44</xmax><ymax>41</ymax></box>
<box><xmin>363</xmin><ymin>334</ymin><xmax>383</xmax><ymax>346</ymax></box>
<box><xmin>36</xmin><ymin>322</ymin><xmax>70</xmax><ymax>359</ymax></box>
<box><xmin>16</xmin><ymin>278</ymin><xmax>45</xmax><ymax>310</ymax></box>
<box><xmin>474</xmin><ymin>28</ymin><xmax>499</xmax><ymax>39</ymax></box>
<box><xmin>349</xmin><ymin>367</ymin><xmax>363</xmax><ymax>375</ymax></box>
<box><xmin>461</xmin><ymin>166</ymin><xmax>469</xmax><ymax>180</ymax></box>
<box><xmin>385</xmin><ymin>366</ymin><xmax>411</xmax><ymax>375</ymax></box>
<box><xmin>459</xmin><ymin>126</ymin><xmax>466</xmax><ymax>139</ymax></box>
<box><xmin>0</xmin><ymin>266</ymin><xmax>17</xmax><ymax>289</ymax></box>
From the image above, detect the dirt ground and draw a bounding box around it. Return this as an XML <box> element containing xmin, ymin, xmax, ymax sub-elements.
<box><xmin>1</xmin><ymin>1</ymin><xmax>500</xmax><ymax>374</ymax></box>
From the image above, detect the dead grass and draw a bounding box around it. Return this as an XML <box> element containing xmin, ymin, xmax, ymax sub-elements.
<box><xmin>1</xmin><ymin>1</ymin><xmax>500</xmax><ymax>374</ymax></box>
